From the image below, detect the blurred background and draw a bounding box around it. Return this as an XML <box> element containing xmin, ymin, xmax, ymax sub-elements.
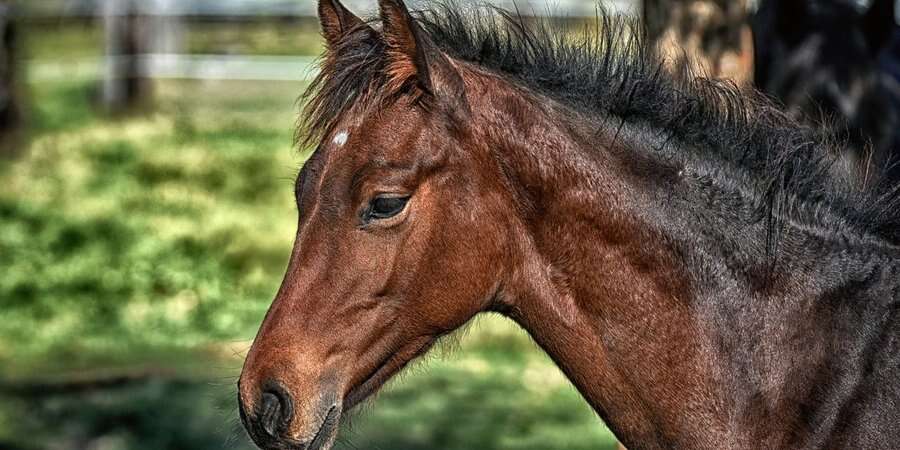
<box><xmin>0</xmin><ymin>0</ymin><xmax>898</xmax><ymax>449</ymax></box>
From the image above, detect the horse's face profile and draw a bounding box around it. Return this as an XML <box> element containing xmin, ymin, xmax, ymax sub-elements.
<box><xmin>238</xmin><ymin>1</ymin><xmax>508</xmax><ymax>448</ymax></box>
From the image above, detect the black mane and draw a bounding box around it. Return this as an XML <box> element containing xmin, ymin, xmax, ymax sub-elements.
<box><xmin>300</xmin><ymin>3</ymin><xmax>900</xmax><ymax>245</ymax></box>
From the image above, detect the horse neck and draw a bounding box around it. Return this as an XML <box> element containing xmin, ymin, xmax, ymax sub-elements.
<box><xmin>467</xmin><ymin>75</ymin><xmax>900</xmax><ymax>448</ymax></box>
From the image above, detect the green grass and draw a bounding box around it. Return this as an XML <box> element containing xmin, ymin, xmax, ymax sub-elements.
<box><xmin>0</xmin><ymin>78</ymin><xmax>302</xmax><ymax>374</ymax></box>
<box><xmin>0</xmin><ymin>72</ymin><xmax>616</xmax><ymax>449</ymax></box>
<box><xmin>24</xmin><ymin>19</ymin><xmax>325</xmax><ymax>62</ymax></box>
<box><xmin>22</xmin><ymin>21</ymin><xmax>104</xmax><ymax>61</ymax></box>
<box><xmin>185</xmin><ymin>20</ymin><xmax>325</xmax><ymax>56</ymax></box>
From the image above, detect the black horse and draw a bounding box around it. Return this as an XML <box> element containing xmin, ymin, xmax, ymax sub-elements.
<box><xmin>753</xmin><ymin>0</ymin><xmax>900</xmax><ymax>187</ymax></box>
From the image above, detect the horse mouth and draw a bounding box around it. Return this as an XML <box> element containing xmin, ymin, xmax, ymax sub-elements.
<box><xmin>307</xmin><ymin>405</ymin><xmax>339</xmax><ymax>450</ymax></box>
<box><xmin>343</xmin><ymin>335</ymin><xmax>436</xmax><ymax>410</ymax></box>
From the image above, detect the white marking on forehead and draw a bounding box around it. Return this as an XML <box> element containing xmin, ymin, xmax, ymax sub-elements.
<box><xmin>332</xmin><ymin>130</ymin><xmax>349</xmax><ymax>147</ymax></box>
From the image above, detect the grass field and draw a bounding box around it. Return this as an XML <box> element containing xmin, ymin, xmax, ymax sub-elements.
<box><xmin>0</xmin><ymin>62</ymin><xmax>618</xmax><ymax>449</ymax></box>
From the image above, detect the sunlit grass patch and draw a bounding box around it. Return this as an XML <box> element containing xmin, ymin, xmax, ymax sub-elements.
<box><xmin>0</xmin><ymin>79</ymin><xmax>302</xmax><ymax>374</ymax></box>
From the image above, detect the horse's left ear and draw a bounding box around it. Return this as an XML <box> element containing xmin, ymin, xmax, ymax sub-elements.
<box><xmin>319</xmin><ymin>0</ymin><xmax>370</xmax><ymax>51</ymax></box>
<box><xmin>378</xmin><ymin>0</ymin><xmax>463</xmax><ymax>102</ymax></box>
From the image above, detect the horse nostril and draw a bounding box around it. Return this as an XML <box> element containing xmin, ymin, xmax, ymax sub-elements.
<box><xmin>259</xmin><ymin>392</ymin><xmax>282</xmax><ymax>436</ymax></box>
<box><xmin>258</xmin><ymin>385</ymin><xmax>294</xmax><ymax>438</ymax></box>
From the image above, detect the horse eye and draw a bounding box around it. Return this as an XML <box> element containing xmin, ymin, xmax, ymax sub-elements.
<box><xmin>366</xmin><ymin>196</ymin><xmax>410</xmax><ymax>221</ymax></box>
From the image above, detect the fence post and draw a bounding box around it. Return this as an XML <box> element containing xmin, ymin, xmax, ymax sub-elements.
<box><xmin>101</xmin><ymin>0</ymin><xmax>151</xmax><ymax>113</ymax></box>
<box><xmin>0</xmin><ymin>0</ymin><xmax>22</xmax><ymax>153</ymax></box>
<box><xmin>151</xmin><ymin>0</ymin><xmax>183</xmax><ymax>55</ymax></box>
<box><xmin>643</xmin><ymin>0</ymin><xmax>753</xmax><ymax>83</ymax></box>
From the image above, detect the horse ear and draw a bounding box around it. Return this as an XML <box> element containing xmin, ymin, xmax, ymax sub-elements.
<box><xmin>377</xmin><ymin>0</ymin><xmax>468</xmax><ymax>114</ymax></box>
<box><xmin>378</xmin><ymin>0</ymin><xmax>436</xmax><ymax>95</ymax></box>
<box><xmin>318</xmin><ymin>0</ymin><xmax>369</xmax><ymax>50</ymax></box>
<box><xmin>861</xmin><ymin>0</ymin><xmax>896</xmax><ymax>55</ymax></box>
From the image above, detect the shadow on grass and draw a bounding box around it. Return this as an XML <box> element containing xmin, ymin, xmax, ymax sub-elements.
<box><xmin>0</xmin><ymin>377</ymin><xmax>251</xmax><ymax>450</ymax></box>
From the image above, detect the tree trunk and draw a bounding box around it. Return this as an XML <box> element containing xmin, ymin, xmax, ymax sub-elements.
<box><xmin>0</xmin><ymin>0</ymin><xmax>22</xmax><ymax>154</ymax></box>
<box><xmin>643</xmin><ymin>0</ymin><xmax>754</xmax><ymax>84</ymax></box>
<box><xmin>101</xmin><ymin>0</ymin><xmax>151</xmax><ymax>113</ymax></box>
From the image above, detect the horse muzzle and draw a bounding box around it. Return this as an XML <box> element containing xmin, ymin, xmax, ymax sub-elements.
<box><xmin>238</xmin><ymin>378</ymin><xmax>341</xmax><ymax>450</ymax></box>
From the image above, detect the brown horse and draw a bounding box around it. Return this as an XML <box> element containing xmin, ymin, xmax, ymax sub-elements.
<box><xmin>238</xmin><ymin>1</ymin><xmax>900</xmax><ymax>449</ymax></box>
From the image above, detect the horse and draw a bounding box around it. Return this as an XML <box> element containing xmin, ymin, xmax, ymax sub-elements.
<box><xmin>752</xmin><ymin>0</ymin><xmax>900</xmax><ymax>187</ymax></box>
<box><xmin>238</xmin><ymin>1</ymin><xmax>900</xmax><ymax>449</ymax></box>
